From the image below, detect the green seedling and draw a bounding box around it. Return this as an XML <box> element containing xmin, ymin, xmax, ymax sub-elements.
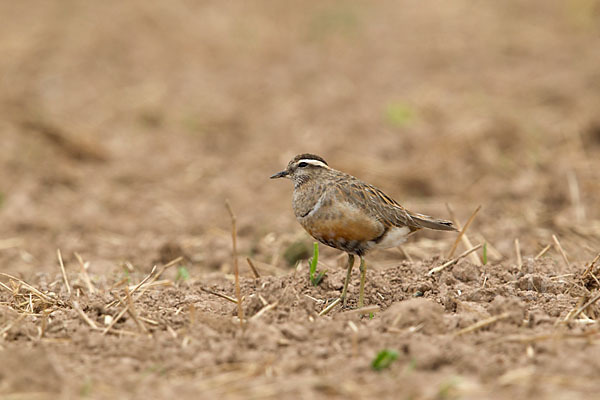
<box><xmin>80</xmin><ymin>378</ymin><xmax>93</xmax><ymax>397</ymax></box>
<box><xmin>308</xmin><ymin>242</ymin><xmax>327</xmax><ymax>286</ymax></box>
<box><xmin>482</xmin><ymin>242</ymin><xmax>488</xmax><ymax>265</ymax></box>
<box><xmin>384</xmin><ymin>101</ymin><xmax>415</xmax><ymax>128</ymax></box>
<box><xmin>309</xmin><ymin>7</ymin><xmax>359</xmax><ymax>40</ymax></box>
<box><xmin>176</xmin><ymin>265</ymin><xmax>190</xmax><ymax>281</ymax></box>
<box><xmin>403</xmin><ymin>358</ymin><xmax>417</xmax><ymax>375</ymax></box>
<box><xmin>371</xmin><ymin>349</ymin><xmax>399</xmax><ymax>371</ymax></box>
<box><xmin>121</xmin><ymin>267</ymin><xmax>131</xmax><ymax>283</ymax></box>
<box><xmin>437</xmin><ymin>376</ymin><xmax>460</xmax><ymax>399</ymax></box>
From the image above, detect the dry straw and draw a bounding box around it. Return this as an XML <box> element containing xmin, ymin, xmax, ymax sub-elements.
<box><xmin>446</xmin><ymin>204</ymin><xmax>481</xmax><ymax>260</ymax></box>
<box><xmin>552</xmin><ymin>234</ymin><xmax>570</xmax><ymax>267</ymax></box>
<box><xmin>429</xmin><ymin>243</ymin><xmax>483</xmax><ymax>275</ymax></box>
<box><xmin>57</xmin><ymin>249</ymin><xmax>71</xmax><ymax>297</ymax></box>
<box><xmin>225</xmin><ymin>199</ymin><xmax>245</xmax><ymax>327</ymax></box>
<box><xmin>74</xmin><ymin>252</ymin><xmax>95</xmax><ymax>294</ymax></box>
<box><xmin>514</xmin><ymin>238</ymin><xmax>522</xmax><ymax>269</ymax></box>
<box><xmin>454</xmin><ymin>312</ymin><xmax>510</xmax><ymax>336</ymax></box>
<box><xmin>534</xmin><ymin>244</ymin><xmax>552</xmax><ymax>260</ymax></box>
<box><xmin>246</xmin><ymin>257</ymin><xmax>261</xmax><ymax>278</ymax></box>
<box><xmin>201</xmin><ymin>287</ymin><xmax>240</xmax><ymax>304</ymax></box>
<box><xmin>251</xmin><ymin>301</ymin><xmax>279</xmax><ymax>321</ymax></box>
<box><xmin>318</xmin><ymin>298</ymin><xmax>341</xmax><ymax>316</ymax></box>
<box><xmin>446</xmin><ymin>203</ymin><xmax>482</xmax><ymax>265</ymax></box>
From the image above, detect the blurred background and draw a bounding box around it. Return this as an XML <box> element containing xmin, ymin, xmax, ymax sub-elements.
<box><xmin>1</xmin><ymin>0</ymin><xmax>599</xmax><ymax>276</ymax></box>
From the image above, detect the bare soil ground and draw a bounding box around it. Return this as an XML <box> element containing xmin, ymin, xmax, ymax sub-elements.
<box><xmin>2</xmin><ymin>0</ymin><xmax>600</xmax><ymax>398</ymax></box>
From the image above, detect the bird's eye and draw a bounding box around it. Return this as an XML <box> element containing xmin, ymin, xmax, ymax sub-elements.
<box><xmin>298</xmin><ymin>162</ymin><xmax>308</xmax><ymax>168</ymax></box>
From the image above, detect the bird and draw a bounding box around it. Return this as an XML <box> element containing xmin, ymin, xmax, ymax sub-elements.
<box><xmin>270</xmin><ymin>153</ymin><xmax>457</xmax><ymax>308</ymax></box>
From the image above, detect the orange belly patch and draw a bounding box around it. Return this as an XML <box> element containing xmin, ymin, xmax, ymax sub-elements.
<box><xmin>301</xmin><ymin>206</ymin><xmax>383</xmax><ymax>243</ymax></box>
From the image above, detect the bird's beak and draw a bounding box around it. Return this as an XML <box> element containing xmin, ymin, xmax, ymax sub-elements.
<box><xmin>270</xmin><ymin>170</ymin><xmax>289</xmax><ymax>179</ymax></box>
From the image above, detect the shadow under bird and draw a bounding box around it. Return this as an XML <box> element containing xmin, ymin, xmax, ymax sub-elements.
<box><xmin>271</xmin><ymin>153</ymin><xmax>457</xmax><ymax>307</ymax></box>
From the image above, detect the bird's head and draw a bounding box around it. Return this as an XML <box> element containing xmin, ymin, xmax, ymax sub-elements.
<box><xmin>270</xmin><ymin>153</ymin><xmax>330</xmax><ymax>186</ymax></box>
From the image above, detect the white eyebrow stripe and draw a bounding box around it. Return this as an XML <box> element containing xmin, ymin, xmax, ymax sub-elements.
<box><xmin>298</xmin><ymin>159</ymin><xmax>329</xmax><ymax>168</ymax></box>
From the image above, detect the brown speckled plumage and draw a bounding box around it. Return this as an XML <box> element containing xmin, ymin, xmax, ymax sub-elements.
<box><xmin>271</xmin><ymin>153</ymin><xmax>456</xmax><ymax>307</ymax></box>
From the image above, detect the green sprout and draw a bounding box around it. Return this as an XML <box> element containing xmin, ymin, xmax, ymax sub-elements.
<box><xmin>371</xmin><ymin>349</ymin><xmax>399</xmax><ymax>371</ymax></box>
<box><xmin>403</xmin><ymin>358</ymin><xmax>417</xmax><ymax>374</ymax></box>
<box><xmin>176</xmin><ymin>265</ymin><xmax>190</xmax><ymax>281</ymax></box>
<box><xmin>482</xmin><ymin>242</ymin><xmax>488</xmax><ymax>265</ymax></box>
<box><xmin>384</xmin><ymin>101</ymin><xmax>415</xmax><ymax>128</ymax></box>
<box><xmin>80</xmin><ymin>378</ymin><xmax>93</xmax><ymax>397</ymax></box>
<box><xmin>437</xmin><ymin>376</ymin><xmax>461</xmax><ymax>399</ymax></box>
<box><xmin>121</xmin><ymin>266</ymin><xmax>131</xmax><ymax>283</ymax></box>
<box><xmin>308</xmin><ymin>242</ymin><xmax>327</xmax><ymax>286</ymax></box>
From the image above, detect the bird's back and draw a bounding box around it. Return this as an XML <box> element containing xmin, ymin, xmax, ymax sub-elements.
<box><xmin>292</xmin><ymin>168</ymin><xmax>455</xmax><ymax>255</ymax></box>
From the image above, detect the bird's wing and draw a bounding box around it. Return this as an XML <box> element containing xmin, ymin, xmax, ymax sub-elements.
<box><xmin>332</xmin><ymin>179</ymin><xmax>418</xmax><ymax>230</ymax></box>
<box><xmin>334</xmin><ymin>178</ymin><xmax>456</xmax><ymax>232</ymax></box>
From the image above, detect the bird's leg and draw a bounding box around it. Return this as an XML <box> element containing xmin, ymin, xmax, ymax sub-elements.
<box><xmin>340</xmin><ymin>254</ymin><xmax>355</xmax><ymax>307</ymax></box>
<box><xmin>358</xmin><ymin>256</ymin><xmax>367</xmax><ymax>308</ymax></box>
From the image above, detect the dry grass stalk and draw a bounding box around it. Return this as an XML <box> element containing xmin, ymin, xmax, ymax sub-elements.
<box><xmin>21</xmin><ymin>117</ymin><xmax>108</xmax><ymax>161</ymax></box>
<box><xmin>109</xmin><ymin>277</ymin><xmax>130</xmax><ymax>291</ymax></box>
<box><xmin>582</xmin><ymin>253</ymin><xmax>600</xmax><ymax>278</ymax></box>
<box><xmin>246</xmin><ymin>259</ymin><xmax>282</xmax><ymax>276</ymax></box>
<box><xmin>515</xmin><ymin>238</ymin><xmax>522</xmax><ymax>269</ymax></box>
<box><xmin>446</xmin><ymin>204</ymin><xmax>482</xmax><ymax>264</ymax></box>
<box><xmin>348</xmin><ymin>320</ymin><xmax>358</xmax><ymax>332</ymax></box>
<box><xmin>500</xmin><ymin>330</ymin><xmax>599</xmax><ymax>343</ymax></box>
<box><xmin>38</xmin><ymin>309</ymin><xmax>50</xmax><ymax>339</ymax></box>
<box><xmin>0</xmin><ymin>272</ymin><xmax>56</xmax><ymax>304</ymax></box>
<box><xmin>0</xmin><ymin>280</ymin><xmax>12</xmax><ymax>293</ymax></box>
<box><xmin>246</xmin><ymin>257</ymin><xmax>261</xmax><ymax>279</ymax></box>
<box><xmin>258</xmin><ymin>294</ymin><xmax>269</xmax><ymax>306</ymax></box>
<box><xmin>552</xmin><ymin>234</ymin><xmax>570</xmax><ymax>267</ymax></box>
<box><xmin>188</xmin><ymin>304</ymin><xmax>196</xmax><ymax>327</ymax></box>
<box><xmin>122</xmin><ymin>287</ymin><xmax>148</xmax><ymax>333</ymax></box>
<box><xmin>340</xmin><ymin>305</ymin><xmax>380</xmax><ymax>316</ymax></box>
<box><xmin>166</xmin><ymin>325</ymin><xmax>178</xmax><ymax>339</ymax></box>
<box><xmin>136</xmin><ymin>257</ymin><xmax>182</xmax><ymax>295</ymax></box>
<box><xmin>135</xmin><ymin>280</ymin><xmax>173</xmax><ymax>291</ymax></box>
<box><xmin>567</xmin><ymin>170</ymin><xmax>585</xmax><ymax>223</ymax></box>
<box><xmin>106</xmin><ymin>258</ymin><xmax>180</xmax><ymax>309</ymax></box>
<box><xmin>534</xmin><ymin>244</ymin><xmax>552</xmax><ymax>260</ymax></box>
<box><xmin>454</xmin><ymin>312</ymin><xmax>510</xmax><ymax>336</ymax></box>
<box><xmin>348</xmin><ymin>320</ymin><xmax>359</xmax><ymax>358</ymax></box>
<box><xmin>138</xmin><ymin>316</ymin><xmax>159</xmax><ymax>326</ymax></box>
<box><xmin>447</xmin><ymin>205</ymin><xmax>482</xmax><ymax>259</ymax></box>
<box><xmin>250</xmin><ymin>301</ymin><xmax>279</xmax><ymax>321</ymax></box>
<box><xmin>74</xmin><ymin>252</ymin><xmax>95</xmax><ymax>294</ymax></box>
<box><xmin>102</xmin><ymin>302</ymin><xmax>131</xmax><ymax>336</ymax></box>
<box><xmin>106</xmin><ymin>328</ymin><xmax>139</xmax><ymax>337</ymax></box>
<box><xmin>399</xmin><ymin>246</ymin><xmax>413</xmax><ymax>263</ymax></box>
<box><xmin>225</xmin><ymin>199</ymin><xmax>245</xmax><ymax>327</ymax></box>
<box><xmin>497</xmin><ymin>366</ymin><xmax>536</xmax><ymax>386</ymax></box>
<box><xmin>106</xmin><ymin>266</ymin><xmax>158</xmax><ymax>309</ymax></box>
<box><xmin>318</xmin><ymin>298</ymin><xmax>341</xmax><ymax>316</ymax></box>
<box><xmin>57</xmin><ymin>249</ymin><xmax>72</xmax><ymax>297</ymax></box>
<box><xmin>565</xmin><ymin>292</ymin><xmax>600</xmax><ymax>322</ymax></box>
<box><xmin>201</xmin><ymin>287</ymin><xmax>239</xmax><ymax>304</ymax></box>
<box><xmin>72</xmin><ymin>300</ymin><xmax>98</xmax><ymax>329</ymax></box>
<box><xmin>428</xmin><ymin>243</ymin><xmax>483</xmax><ymax>275</ymax></box>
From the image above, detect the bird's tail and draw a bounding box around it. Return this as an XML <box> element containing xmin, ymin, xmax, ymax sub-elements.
<box><xmin>410</xmin><ymin>212</ymin><xmax>457</xmax><ymax>231</ymax></box>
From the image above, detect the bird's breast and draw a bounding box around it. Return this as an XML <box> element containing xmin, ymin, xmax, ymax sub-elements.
<box><xmin>297</xmin><ymin>200</ymin><xmax>385</xmax><ymax>254</ymax></box>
